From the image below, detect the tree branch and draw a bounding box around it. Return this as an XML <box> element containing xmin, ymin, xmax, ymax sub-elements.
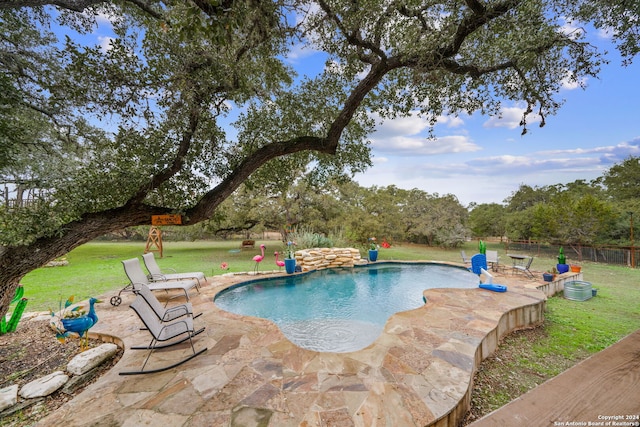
<box><xmin>186</xmin><ymin>135</ymin><xmax>335</xmax><ymax>222</ymax></box>
<box><xmin>316</xmin><ymin>0</ymin><xmax>387</xmax><ymax>61</ymax></box>
<box><xmin>128</xmin><ymin>97</ymin><xmax>202</xmax><ymax>204</ymax></box>
<box><xmin>0</xmin><ymin>0</ymin><xmax>163</xmax><ymax>19</ymax></box>
<box><xmin>440</xmin><ymin>0</ymin><xmax>524</xmax><ymax>59</ymax></box>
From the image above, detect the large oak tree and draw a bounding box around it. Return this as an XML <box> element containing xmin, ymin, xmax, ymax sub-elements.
<box><xmin>1</xmin><ymin>0</ymin><xmax>638</xmax><ymax>318</ymax></box>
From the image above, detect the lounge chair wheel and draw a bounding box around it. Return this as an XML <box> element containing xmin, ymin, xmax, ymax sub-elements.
<box><xmin>110</xmin><ymin>295</ymin><xmax>122</xmax><ymax>306</ymax></box>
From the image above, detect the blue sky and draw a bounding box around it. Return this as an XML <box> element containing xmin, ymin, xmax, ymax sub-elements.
<box><xmin>84</xmin><ymin>11</ymin><xmax>639</xmax><ymax>207</ymax></box>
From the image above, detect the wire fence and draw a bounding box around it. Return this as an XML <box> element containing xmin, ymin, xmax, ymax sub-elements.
<box><xmin>504</xmin><ymin>241</ymin><xmax>638</xmax><ymax>269</ymax></box>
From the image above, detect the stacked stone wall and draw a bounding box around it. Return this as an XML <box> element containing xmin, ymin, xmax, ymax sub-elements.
<box><xmin>294</xmin><ymin>247</ymin><xmax>366</xmax><ymax>271</ymax></box>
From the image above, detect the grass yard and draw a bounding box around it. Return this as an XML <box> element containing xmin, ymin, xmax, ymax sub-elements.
<box><xmin>19</xmin><ymin>240</ymin><xmax>257</xmax><ymax>312</ymax></box>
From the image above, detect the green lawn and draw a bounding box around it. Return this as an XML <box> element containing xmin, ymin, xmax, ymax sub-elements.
<box><xmin>19</xmin><ymin>240</ymin><xmax>261</xmax><ymax>312</ymax></box>
<box><xmin>15</xmin><ymin>239</ymin><xmax>640</xmax><ymax>362</ymax></box>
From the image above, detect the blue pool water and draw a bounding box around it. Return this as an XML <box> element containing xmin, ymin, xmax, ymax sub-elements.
<box><xmin>214</xmin><ymin>263</ymin><xmax>479</xmax><ymax>353</ymax></box>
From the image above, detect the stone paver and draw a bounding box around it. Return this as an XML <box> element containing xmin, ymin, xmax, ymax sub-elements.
<box><xmin>36</xmin><ymin>263</ymin><xmax>556</xmax><ymax>427</ymax></box>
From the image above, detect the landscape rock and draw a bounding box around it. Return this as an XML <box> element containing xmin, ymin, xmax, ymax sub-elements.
<box><xmin>19</xmin><ymin>371</ymin><xmax>69</xmax><ymax>399</ymax></box>
<box><xmin>0</xmin><ymin>384</ymin><xmax>18</xmax><ymax>411</ymax></box>
<box><xmin>295</xmin><ymin>247</ymin><xmax>365</xmax><ymax>272</ymax></box>
<box><xmin>67</xmin><ymin>343</ymin><xmax>119</xmax><ymax>375</ymax></box>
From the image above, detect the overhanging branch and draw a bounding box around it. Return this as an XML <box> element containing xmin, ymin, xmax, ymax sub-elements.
<box><xmin>186</xmin><ymin>135</ymin><xmax>334</xmax><ymax>222</ymax></box>
<box><xmin>0</xmin><ymin>0</ymin><xmax>163</xmax><ymax>19</ymax></box>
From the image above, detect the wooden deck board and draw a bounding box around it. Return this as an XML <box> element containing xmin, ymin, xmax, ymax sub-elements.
<box><xmin>470</xmin><ymin>329</ymin><xmax>640</xmax><ymax>426</ymax></box>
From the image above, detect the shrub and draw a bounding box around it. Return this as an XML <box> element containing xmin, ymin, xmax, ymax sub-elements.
<box><xmin>288</xmin><ymin>226</ymin><xmax>333</xmax><ymax>248</ymax></box>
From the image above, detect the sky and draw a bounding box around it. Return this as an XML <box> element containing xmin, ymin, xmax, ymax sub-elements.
<box><xmin>282</xmin><ymin>20</ymin><xmax>640</xmax><ymax>206</ymax></box>
<box><xmin>80</xmin><ymin>10</ymin><xmax>640</xmax><ymax>207</ymax></box>
<box><xmin>352</xmin><ymin>56</ymin><xmax>640</xmax><ymax>206</ymax></box>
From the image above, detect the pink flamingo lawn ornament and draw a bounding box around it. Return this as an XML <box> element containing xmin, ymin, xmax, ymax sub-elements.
<box><xmin>253</xmin><ymin>244</ymin><xmax>266</xmax><ymax>273</ymax></box>
<box><xmin>274</xmin><ymin>251</ymin><xmax>285</xmax><ymax>271</ymax></box>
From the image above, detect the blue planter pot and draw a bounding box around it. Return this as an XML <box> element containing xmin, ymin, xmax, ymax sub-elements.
<box><xmin>543</xmin><ymin>273</ymin><xmax>554</xmax><ymax>282</ymax></box>
<box><xmin>369</xmin><ymin>250</ymin><xmax>378</xmax><ymax>262</ymax></box>
<box><xmin>557</xmin><ymin>264</ymin><xmax>569</xmax><ymax>274</ymax></box>
<box><xmin>284</xmin><ymin>258</ymin><xmax>296</xmax><ymax>274</ymax></box>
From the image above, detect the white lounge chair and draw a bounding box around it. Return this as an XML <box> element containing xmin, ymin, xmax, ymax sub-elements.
<box><xmin>122</xmin><ymin>258</ymin><xmax>197</xmax><ymax>303</ymax></box>
<box><xmin>135</xmin><ymin>283</ymin><xmax>200</xmax><ymax>322</ymax></box>
<box><xmin>142</xmin><ymin>252</ymin><xmax>206</xmax><ymax>290</ymax></box>
<box><xmin>119</xmin><ymin>295</ymin><xmax>206</xmax><ymax>375</ymax></box>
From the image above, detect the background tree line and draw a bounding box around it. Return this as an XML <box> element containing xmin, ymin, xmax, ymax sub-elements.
<box><xmin>149</xmin><ymin>155</ymin><xmax>638</xmax><ymax>249</ymax></box>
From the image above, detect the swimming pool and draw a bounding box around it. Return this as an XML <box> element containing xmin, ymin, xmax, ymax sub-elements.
<box><xmin>214</xmin><ymin>262</ymin><xmax>479</xmax><ymax>352</ymax></box>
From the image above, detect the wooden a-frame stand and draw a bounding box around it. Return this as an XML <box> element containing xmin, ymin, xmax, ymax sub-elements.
<box><xmin>144</xmin><ymin>226</ymin><xmax>163</xmax><ymax>258</ymax></box>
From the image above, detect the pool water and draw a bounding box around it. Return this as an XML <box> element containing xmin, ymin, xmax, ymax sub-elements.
<box><xmin>214</xmin><ymin>263</ymin><xmax>479</xmax><ymax>352</ymax></box>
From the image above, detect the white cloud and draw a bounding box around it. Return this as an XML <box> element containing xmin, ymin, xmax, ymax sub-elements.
<box><xmin>370</xmin><ymin>112</ymin><xmax>430</xmax><ymax>138</ymax></box>
<box><xmin>597</xmin><ymin>27</ymin><xmax>614</xmax><ymax>40</ymax></box>
<box><xmin>558</xmin><ymin>17</ymin><xmax>584</xmax><ymax>40</ymax></box>
<box><xmin>97</xmin><ymin>36</ymin><xmax>114</xmax><ymax>53</ymax></box>
<box><xmin>95</xmin><ymin>12</ymin><xmax>115</xmax><ymax>27</ymax></box>
<box><xmin>367</xmin><ymin>112</ymin><xmax>480</xmax><ymax>155</ymax></box>
<box><xmin>537</xmin><ymin>138</ymin><xmax>640</xmax><ymax>157</ymax></box>
<box><xmin>372</xmin><ymin>156</ymin><xmax>388</xmax><ymax>164</ymax></box>
<box><xmin>286</xmin><ymin>43</ymin><xmax>319</xmax><ymax>62</ymax></box>
<box><xmin>483</xmin><ymin>106</ymin><xmax>542</xmax><ymax>129</ymax></box>
<box><xmin>355</xmin><ymin>136</ymin><xmax>640</xmax><ymax>204</ymax></box>
<box><xmin>560</xmin><ymin>71</ymin><xmax>587</xmax><ymax>90</ymax></box>
<box><xmin>370</xmin><ymin>134</ymin><xmax>480</xmax><ymax>156</ymax></box>
<box><xmin>437</xmin><ymin>115</ymin><xmax>465</xmax><ymax>128</ymax></box>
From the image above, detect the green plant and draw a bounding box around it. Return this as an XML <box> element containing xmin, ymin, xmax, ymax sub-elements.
<box><xmin>368</xmin><ymin>237</ymin><xmax>378</xmax><ymax>250</ymax></box>
<box><xmin>557</xmin><ymin>247</ymin><xmax>566</xmax><ymax>264</ymax></box>
<box><xmin>288</xmin><ymin>227</ymin><xmax>333</xmax><ymax>249</ymax></box>
<box><xmin>478</xmin><ymin>240</ymin><xmax>487</xmax><ymax>254</ymax></box>
<box><xmin>285</xmin><ymin>241</ymin><xmax>296</xmax><ymax>259</ymax></box>
<box><xmin>0</xmin><ymin>285</ymin><xmax>28</xmax><ymax>335</ymax></box>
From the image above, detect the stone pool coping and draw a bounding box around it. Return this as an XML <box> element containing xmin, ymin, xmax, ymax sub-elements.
<box><xmin>37</xmin><ymin>264</ymin><xmax>581</xmax><ymax>427</ymax></box>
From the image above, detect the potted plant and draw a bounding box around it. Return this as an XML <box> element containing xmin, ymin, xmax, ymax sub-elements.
<box><xmin>570</xmin><ymin>264</ymin><xmax>581</xmax><ymax>273</ymax></box>
<box><xmin>556</xmin><ymin>247</ymin><xmax>569</xmax><ymax>274</ymax></box>
<box><xmin>543</xmin><ymin>271</ymin><xmax>554</xmax><ymax>282</ymax></box>
<box><xmin>368</xmin><ymin>237</ymin><xmax>379</xmax><ymax>262</ymax></box>
<box><xmin>284</xmin><ymin>241</ymin><xmax>297</xmax><ymax>274</ymax></box>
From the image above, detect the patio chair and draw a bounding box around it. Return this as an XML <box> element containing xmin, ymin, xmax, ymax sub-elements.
<box><xmin>513</xmin><ymin>256</ymin><xmax>535</xmax><ymax>279</ymax></box>
<box><xmin>122</xmin><ymin>258</ymin><xmax>197</xmax><ymax>303</ymax></box>
<box><xmin>135</xmin><ymin>283</ymin><xmax>201</xmax><ymax>322</ymax></box>
<box><xmin>470</xmin><ymin>253</ymin><xmax>487</xmax><ymax>275</ymax></box>
<box><xmin>119</xmin><ymin>295</ymin><xmax>206</xmax><ymax>375</ymax></box>
<box><xmin>142</xmin><ymin>252</ymin><xmax>206</xmax><ymax>291</ymax></box>
<box><xmin>486</xmin><ymin>250</ymin><xmax>501</xmax><ymax>272</ymax></box>
<box><xmin>461</xmin><ymin>250</ymin><xmax>471</xmax><ymax>267</ymax></box>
